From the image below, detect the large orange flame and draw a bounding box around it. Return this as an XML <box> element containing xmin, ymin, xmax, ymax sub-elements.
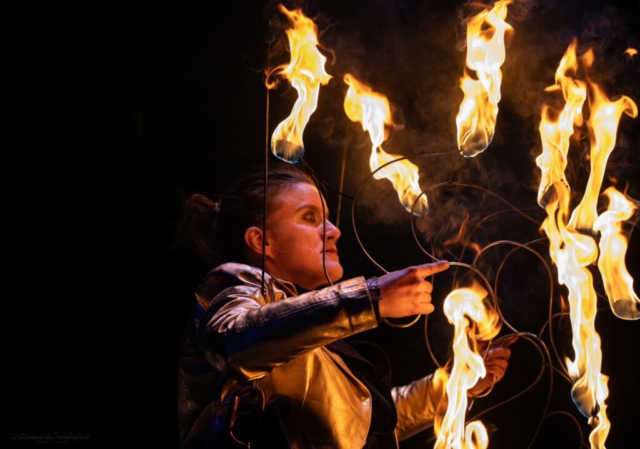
<box><xmin>568</xmin><ymin>85</ymin><xmax>638</xmax><ymax>231</ymax></box>
<box><xmin>536</xmin><ymin>38</ymin><xmax>638</xmax><ymax>448</ymax></box>
<box><xmin>267</xmin><ymin>4</ymin><xmax>332</xmax><ymax>163</ymax></box>
<box><xmin>343</xmin><ymin>73</ymin><xmax>428</xmax><ymax>215</ymax></box>
<box><xmin>455</xmin><ymin>0</ymin><xmax>514</xmax><ymax>157</ymax></box>
<box><xmin>434</xmin><ymin>281</ymin><xmax>500</xmax><ymax>449</ymax></box>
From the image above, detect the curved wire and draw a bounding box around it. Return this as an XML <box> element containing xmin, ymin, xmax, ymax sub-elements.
<box><xmin>351</xmin><ymin>151</ymin><xmax>458</xmax><ymax>273</ymax></box>
<box><xmin>538</xmin><ymin>306</ymin><xmax>613</xmax><ymax>381</ymax></box>
<box><xmin>380</xmin><ymin>314</ymin><xmax>422</xmax><ymax>328</ymax></box>
<box><xmin>472</xmin><ymin>239</ymin><xmax>554</xmax><ymax>335</ymax></box>
<box><xmin>540</xmin><ymin>411</ymin><xmax>590</xmax><ymax>449</ymax></box>
<box><xmin>456</xmin><ymin>207</ymin><xmax>542</xmax><ymax>263</ymax></box>
<box><xmin>381</xmin><ymin>195</ymin><xmax>444</xmax><ymax>328</ymax></box>
<box><xmin>409</xmin><ymin>181</ymin><xmax>541</xmax><ymax>264</ymax></box>
<box><xmin>466</xmin><ymin>333</ymin><xmax>555</xmax><ymax>449</ymax></box>
<box><xmin>292</xmin><ymin>151</ymin><xmax>634</xmax><ymax>449</ymax></box>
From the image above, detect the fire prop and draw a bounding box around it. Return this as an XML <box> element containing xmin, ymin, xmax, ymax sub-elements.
<box><xmin>434</xmin><ymin>281</ymin><xmax>501</xmax><ymax>449</ymax></box>
<box><xmin>536</xmin><ymin>38</ymin><xmax>638</xmax><ymax>448</ymax></box>
<box><xmin>261</xmin><ymin>2</ymin><xmax>638</xmax><ymax>447</ymax></box>
<box><xmin>267</xmin><ymin>4</ymin><xmax>331</xmax><ymax>163</ymax></box>
<box><xmin>343</xmin><ymin>73</ymin><xmax>429</xmax><ymax>215</ymax></box>
<box><xmin>455</xmin><ymin>0</ymin><xmax>514</xmax><ymax>157</ymax></box>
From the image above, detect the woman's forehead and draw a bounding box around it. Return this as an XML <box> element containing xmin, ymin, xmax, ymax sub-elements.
<box><xmin>271</xmin><ymin>182</ymin><xmax>328</xmax><ymax>213</ymax></box>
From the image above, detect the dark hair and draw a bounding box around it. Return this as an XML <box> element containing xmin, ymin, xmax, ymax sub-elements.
<box><xmin>181</xmin><ymin>161</ymin><xmax>317</xmax><ymax>266</ymax></box>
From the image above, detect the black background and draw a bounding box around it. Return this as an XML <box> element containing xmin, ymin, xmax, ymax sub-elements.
<box><xmin>12</xmin><ymin>0</ymin><xmax>639</xmax><ymax>448</ymax></box>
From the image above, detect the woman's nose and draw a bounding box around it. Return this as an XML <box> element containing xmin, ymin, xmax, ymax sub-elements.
<box><xmin>325</xmin><ymin>220</ymin><xmax>341</xmax><ymax>240</ymax></box>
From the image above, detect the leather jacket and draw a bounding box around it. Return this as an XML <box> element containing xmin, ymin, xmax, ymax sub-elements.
<box><xmin>177</xmin><ymin>263</ymin><xmax>445</xmax><ymax>448</ymax></box>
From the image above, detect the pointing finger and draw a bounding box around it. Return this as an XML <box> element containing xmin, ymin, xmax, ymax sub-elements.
<box><xmin>414</xmin><ymin>260</ymin><xmax>450</xmax><ymax>278</ymax></box>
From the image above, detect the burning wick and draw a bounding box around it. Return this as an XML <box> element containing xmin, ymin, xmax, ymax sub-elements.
<box><xmin>271</xmin><ymin>139</ymin><xmax>305</xmax><ymax>164</ymax></box>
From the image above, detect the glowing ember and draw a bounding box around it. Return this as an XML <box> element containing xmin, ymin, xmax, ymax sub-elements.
<box><xmin>594</xmin><ymin>187</ymin><xmax>640</xmax><ymax>320</ymax></box>
<box><xmin>434</xmin><ymin>281</ymin><xmax>500</xmax><ymax>449</ymax></box>
<box><xmin>455</xmin><ymin>0</ymin><xmax>514</xmax><ymax>157</ymax></box>
<box><xmin>536</xmin><ymin>37</ymin><xmax>638</xmax><ymax>448</ymax></box>
<box><xmin>624</xmin><ymin>48</ymin><xmax>637</xmax><ymax>58</ymax></box>
<box><xmin>343</xmin><ymin>73</ymin><xmax>428</xmax><ymax>215</ymax></box>
<box><xmin>267</xmin><ymin>4</ymin><xmax>332</xmax><ymax>163</ymax></box>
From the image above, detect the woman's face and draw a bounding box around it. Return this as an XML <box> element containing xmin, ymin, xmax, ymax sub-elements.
<box><xmin>264</xmin><ymin>182</ymin><xmax>343</xmax><ymax>290</ymax></box>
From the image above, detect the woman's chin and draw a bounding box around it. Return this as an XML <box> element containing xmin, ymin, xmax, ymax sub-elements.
<box><xmin>327</xmin><ymin>264</ymin><xmax>344</xmax><ymax>283</ymax></box>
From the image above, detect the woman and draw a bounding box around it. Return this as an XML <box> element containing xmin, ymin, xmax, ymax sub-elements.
<box><xmin>177</xmin><ymin>161</ymin><xmax>512</xmax><ymax>448</ymax></box>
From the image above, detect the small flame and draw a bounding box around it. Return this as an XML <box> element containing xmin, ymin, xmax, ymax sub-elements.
<box><xmin>267</xmin><ymin>4</ymin><xmax>332</xmax><ymax>163</ymax></box>
<box><xmin>343</xmin><ymin>73</ymin><xmax>428</xmax><ymax>215</ymax></box>
<box><xmin>434</xmin><ymin>281</ymin><xmax>500</xmax><ymax>449</ymax></box>
<box><xmin>444</xmin><ymin>213</ymin><xmax>482</xmax><ymax>255</ymax></box>
<box><xmin>560</xmin><ymin>295</ymin><xmax>570</xmax><ymax>313</ymax></box>
<box><xmin>593</xmin><ymin>187</ymin><xmax>639</xmax><ymax>320</ymax></box>
<box><xmin>624</xmin><ymin>48</ymin><xmax>637</xmax><ymax>58</ymax></box>
<box><xmin>455</xmin><ymin>0</ymin><xmax>514</xmax><ymax>157</ymax></box>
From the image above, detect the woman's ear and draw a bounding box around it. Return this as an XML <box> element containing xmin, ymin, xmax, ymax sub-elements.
<box><xmin>244</xmin><ymin>226</ymin><xmax>270</xmax><ymax>257</ymax></box>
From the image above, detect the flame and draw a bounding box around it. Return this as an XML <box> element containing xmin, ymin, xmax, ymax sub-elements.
<box><xmin>535</xmin><ymin>37</ymin><xmax>639</xmax><ymax>448</ymax></box>
<box><xmin>343</xmin><ymin>73</ymin><xmax>429</xmax><ymax>215</ymax></box>
<box><xmin>560</xmin><ymin>295</ymin><xmax>570</xmax><ymax>313</ymax></box>
<box><xmin>538</xmin><ymin>154</ymin><xmax>611</xmax><ymax>448</ymax></box>
<box><xmin>569</xmin><ymin>85</ymin><xmax>638</xmax><ymax>231</ymax></box>
<box><xmin>455</xmin><ymin>0</ymin><xmax>514</xmax><ymax>157</ymax></box>
<box><xmin>267</xmin><ymin>4</ymin><xmax>332</xmax><ymax>163</ymax></box>
<box><xmin>593</xmin><ymin>187</ymin><xmax>639</xmax><ymax>320</ymax></box>
<box><xmin>624</xmin><ymin>48</ymin><xmax>637</xmax><ymax>58</ymax></box>
<box><xmin>444</xmin><ymin>213</ymin><xmax>482</xmax><ymax>255</ymax></box>
<box><xmin>535</xmin><ymin>39</ymin><xmax>587</xmax><ymax>208</ymax></box>
<box><xmin>434</xmin><ymin>281</ymin><xmax>500</xmax><ymax>449</ymax></box>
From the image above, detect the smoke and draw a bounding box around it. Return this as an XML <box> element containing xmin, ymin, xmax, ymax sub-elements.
<box><xmin>263</xmin><ymin>0</ymin><xmax>638</xmax><ymax>262</ymax></box>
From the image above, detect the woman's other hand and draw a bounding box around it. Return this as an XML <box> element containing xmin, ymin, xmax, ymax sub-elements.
<box><xmin>468</xmin><ymin>335</ymin><xmax>517</xmax><ymax>397</ymax></box>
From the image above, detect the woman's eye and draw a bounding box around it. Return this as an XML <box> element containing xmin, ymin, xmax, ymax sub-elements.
<box><xmin>304</xmin><ymin>213</ymin><xmax>316</xmax><ymax>223</ymax></box>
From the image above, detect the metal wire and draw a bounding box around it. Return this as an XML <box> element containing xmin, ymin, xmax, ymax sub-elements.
<box><xmin>277</xmin><ymin>151</ymin><xmax>636</xmax><ymax>448</ymax></box>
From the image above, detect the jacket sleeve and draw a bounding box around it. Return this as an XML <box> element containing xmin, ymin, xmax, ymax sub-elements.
<box><xmin>197</xmin><ymin>265</ymin><xmax>379</xmax><ymax>381</ymax></box>
<box><xmin>392</xmin><ymin>369</ymin><xmax>447</xmax><ymax>441</ymax></box>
